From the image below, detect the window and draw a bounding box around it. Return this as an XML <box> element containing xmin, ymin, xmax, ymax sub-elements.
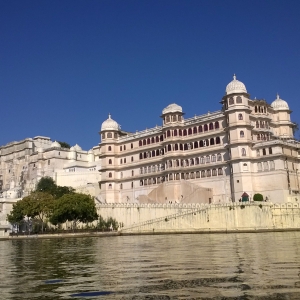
<box><xmin>131</xmin><ymin>156</ymin><xmax>134</xmax><ymax>162</ymax></box>
<box><xmin>263</xmin><ymin>161</ymin><xmax>269</xmax><ymax>171</ymax></box>
<box><xmin>120</xmin><ymin>159</ymin><xmax>123</xmax><ymax>164</ymax></box>
<box><xmin>212</xmin><ymin>169</ymin><xmax>217</xmax><ymax>176</ymax></box>
<box><xmin>188</xmin><ymin>128</ymin><xmax>192</xmax><ymax>135</ymax></box>
<box><xmin>216</xmin><ymin>137</ymin><xmax>221</xmax><ymax>144</ymax></box>
<box><xmin>240</xmin><ymin>131</ymin><xmax>244</xmax><ymax>138</ymax></box>
<box><xmin>199</xmin><ymin>125</ymin><xmax>203</xmax><ymax>132</ymax></box>
<box><xmin>206</xmin><ymin>155</ymin><xmax>210</xmax><ymax>163</ymax></box>
<box><xmin>124</xmin><ymin>158</ymin><xmax>126</xmax><ymax>163</ymax></box>
<box><xmin>217</xmin><ymin>153</ymin><xmax>222</xmax><ymax>161</ymax></box>
<box><xmin>209</xmin><ymin>123</ymin><xmax>214</xmax><ymax>130</ymax></box>
<box><xmin>167</xmin><ymin>130</ymin><xmax>171</xmax><ymax>137</ymax></box>
<box><xmin>108</xmin><ymin>183</ymin><xmax>112</xmax><ymax>189</ymax></box>
<box><xmin>210</xmin><ymin>138</ymin><xmax>215</xmax><ymax>145</ymax></box>
<box><xmin>102</xmin><ymin>133</ymin><xmax>105</xmax><ymax>139</ymax></box>
<box><xmin>109</xmin><ymin>172</ymin><xmax>112</xmax><ymax>178</ymax></box>
<box><xmin>262</xmin><ymin>148</ymin><xmax>266</xmax><ymax>155</ymax></box>
<box><xmin>256</xmin><ymin>150</ymin><xmax>260</xmax><ymax>157</ymax></box>
<box><xmin>201</xmin><ymin>170</ymin><xmax>206</xmax><ymax>177</ymax></box>
<box><xmin>139</xmin><ymin>140</ymin><xmax>142</xmax><ymax>147</ymax></box>
<box><xmin>207</xmin><ymin>169</ymin><xmax>211</xmax><ymax>177</ymax></box>
<box><xmin>211</xmin><ymin>154</ymin><xmax>216</xmax><ymax>162</ymax></box>
<box><xmin>270</xmin><ymin>160</ymin><xmax>275</xmax><ymax>170</ymax></box>
<box><xmin>132</xmin><ymin>170</ymin><xmax>134</xmax><ymax>176</ymax></box>
<box><xmin>236</xmin><ymin>96</ymin><xmax>242</xmax><ymax>103</ymax></box>
<box><xmin>131</xmin><ymin>182</ymin><xmax>134</xmax><ymax>188</ymax></box>
<box><xmin>183</xmin><ymin>129</ymin><xmax>187</xmax><ymax>136</ymax></box>
<box><xmin>108</xmin><ymin>159</ymin><xmax>112</xmax><ymax>164</ymax></box>
<box><xmin>229</xmin><ymin>97</ymin><xmax>234</xmax><ymax>105</ymax></box>
<box><xmin>143</xmin><ymin>139</ymin><xmax>146</xmax><ymax>146</ymax></box>
<box><xmin>238</xmin><ymin>113</ymin><xmax>243</xmax><ymax>120</ymax></box>
<box><xmin>243</xmin><ymin>163</ymin><xmax>248</xmax><ymax>171</ymax></box>
<box><xmin>107</xmin><ymin>132</ymin><xmax>112</xmax><ymax>138</ymax></box>
<box><xmin>120</xmin><ymin>146</ymin><xmax>122</xmax><ymax>151</ymax></box>
<box><xmin>215</xmin><ymin>121</ymin><xmax>220</xmax><ymax>129</ymax></box>
<box><xmin>218</xmin><ymin>168</ymin><xmax>223</xmax><ymax>175</ymax></box>
<box><xmin>120</xmin><ymin>184</ymin><xmax>123</xmax><ymax>190</ymax></box>
<box><xmin>131</xmin><ymin>143</ymin><xmax>133</xmax><ymax>149</ymax></box>
<box><xmin>269</xmin><ymin>147</ymin><xmax>272</xmax><ymax>155</ymax></box>
<box><xmin>204</xmin><ymin>124</ymin><xmax>208</xmax><ymax>132</ymax></box>
<box><xmin>193</xmin><ymin>127</ymin><xmax>197</xmax><ymax>134</ymax></box>
<box><xmin>257</xmin><ymin>162</ymin><xmax>262</xmax><ymax>172</ymax></box>
<box><xmin>200</xmin><ymin>156</ymin><xmax>205</xmax><ymax>164</ymax></box>
<box><xmin>108</xmin><ymin>146</ymin><xmax>112</xmax><ymax>151</ymax></box>
<box><xmin>241</xmin><ymin>148</ymin><xmax>246</xmax><ymax>156</ymax></box>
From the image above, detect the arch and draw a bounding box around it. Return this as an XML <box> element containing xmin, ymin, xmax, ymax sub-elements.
<box><xmin>139</xmin><ymin>153</ymin><xmax>143</xmax><ymax>159</ymax></box>
<box><xmin>210</xmin><ymin>138</ymin><xmax>215</xmax><ymax>145</ymax></box>
<box><xmin>143</xmin><ymin>139</ymin><xmax>146</xmax><ymax>145</ymax></box>
<box><xmin>195</xmin><ymin>157</ymin><xmax>200</xmax><ymax>165</ymax></box>
<box><xmin>172</xmin><ymin>115</ymin><xmax>176</xmax><ymax>122</ymax></box>
<box><xmin>147</xmin><ymin>138</ymin><xmax>150</xmax><ymax>144</ymax></box>
<box><xmin>217</xmin><ymin>153</ymin><xmax>222</xmax><ymax>161</ymax></box>
<box><xmin>180</xmin><ymin>144</ymin><xmax>183</xmax><ymax>151</ymax></box>
<box><xmin>204</xmin><ymin>124</ymin><xmax>208</xmax><ymax>131</ymax></box>
<box><xmin>206</xmin><ymin>155</ymin><xmax>210</xmax><ymax>163</ymax></box>
<box><xmin>176</xmin><ymin>159</ymin><xmax>180</xmax><ymax>167</ymax></box>
<box><xmin>200</xmin><ymin>156</ymin><xmax>205</xmax><ymax>164</ymax></box>
<box><xmin>218</xmin><ymin>168</ymin><xmax>223</xmax><ymax>175</ymax></box>
<box><xmin>216</xmin><ymin>137</ymin><xmax>221</xmax><ymax>144</ymax></box>
<box><xmin>212</xmin><ymin>169</ymin><xmax>217</xmax><ymax>176</ymax></box>
<box><xmin>209</xmin><ymin>123</ymin><xmax>214</xmax><ymax>130</ymax></box>
<box><xmin>243</xmin><ymin>163</ymin><xmax>248</xmax><ymax>171</ymax></box>
<box><xmin>211</xmin><ymin>154</ymin><xmax>216</xmax><ymax>162</ymax></box>
<box><xmin>193</xmin><ymin>127</ymin><xmax>197</xmax><ymax>134</ymax></box>
<box><xmin>269</xmin><ymin>147</ymin><xmax>272</xmax><ymax>155</ymax></box>
<box><xmin>108</xmin><ymin>183</ymin><xmax>112</xmax><ymax>189</ymax></box>
<box><xmin>196</xmin><ymin>171</ymin><xmax>200</xmax><ymax>178</ymax></box>
<box><xmin>174</xmin><ymin>129</ymin><xmax>178</xmax><ymax>136</ymax></box>
<box><xmin>156</xmin><ymin>149</ymin><xmax>160</xmax><ymax>156</ymax></box>
<box><xmin>241</xmin><ymin>148</ymin><xmax>246</xmax><ymax>156</ymax></box>
<box><xmin>236</xmin><ymin>96</ymin><xmax>242</xmax><ymax>103</ymax></box>
<box><xmin>215</xmin><ymin>121</ymin><xmax>220</xmax><ymax>129</ymax></box>
<box><xmin>109</xmin><ymin>172</ymin><xmax>112</xmax><ymax>178</ymax></box>
<box><xmin>201</xmin><ymin>170</ymin><xmax>206</xmax><ymax>177</ymax></box>
<box><xmin>156</xmin><ymin>136</ymin><xmax>159</xmax><ymax>143</ymax></box>
<box><xmin>184</xmin><ymin>143</ymin><xmax>188</xmax><ymax>151</ymax></box>
<box><xmin>256</xmin><ymin>121</ymin><xmax>259</xmax><ymax>128</ymax></box>
<box><xmin>263</xmin><ymin>148</ymin><xmax>266</xmax><ymax>155</ymax></box>
<box><xmin>120</xmin><ymin>159</ymin><xmax>123</xmax><ymax>164</ymax></box>
<box><xmin>143</xmin><ymin>152</ymin><xmax>147</xmax><ymax>159</ymax></box>
<box><xmin>238</xmin><ymin>113</ymin><xmax>243</xmax><ymax>120</ymax></box>
<box><xmin>152</xmin><ymin>150</ymin><xmax>155</xmax><ymax>157</ymax></box>
<box><xmin>179</xmin><ymin>129</ymin><xmax>182</xmax><ymax>136</ymax></box>
<box><xmin>207</xmin><ymin>169</ymin><xmax>211</xmax><ymax>177</ymax></box>
<box><xmin>183</xmin><ymin>129</ymin><xmax>187</xmax><ymax>136</ymax></box>
<box><xmin>229</xmin><ymin>97</ymin><xmax>234</xmax><ymax>105</ymax></box>
<box><xmin>151</xmin><ymin>137</ymin><xmax>155</xmax><ymax>143</ymax></box>
<box><xmin>167</xmin><ymin>130</ymin><xmax>171</xmax><ymax>137</ymax></box>
<box><xmin>108</xmin><ymin>159</ymin><xmax>112</xmax><ymax>165</ymax></box>
<box><xmin>160</xmin><ymin>135</ymin><xmax>164</xmax><ymax>141</ymax></box>
<box><xmin>200</xmin><ymin>140</ymin><xmax>204</xmax><ymax>147</ymax></box>
<box><xmin>108</xmin><ymin>146</ymin><xmax>112</xmax><ymax>151</ymax></box>
<box><xmin>205</xmin><ymin>139</ymin><xmax>209</xmax><ymax>146</ymax></box>
<box><xmin>188</xmin><ymin>128</ymin><xmax>192</xmax><ymax>135</ymax></box>
<box><xmin>240</xmin><ymin>131</ymin><xmax>244</xmax><ymax>138</ymax></box>
<box><xmin>107</xmin><ymin>132</ymin><xmax>112</xmax><ymax>138</ymax></box>
<box><xmin>139</xmin><ymin>140</ymin><xmax>142</xmax><ymax>147</ymax></box>
<box><xmin>175</xmin><ymin>144</ymin><xmax>179</xmax><ymax>151</ymax></box>
<box><xmin>176</xmin><ymin>173</ymin><xmax>180</xmax><ymax>180</ymax></box>
<box><xmin>190</xmin><ymin>158</ymin><xmax>194</xmax><ymax>166</ymax></box>
<box><xmin>167</xmin><ymin>144</ymin><xmax>172</xmax><ymax>151</ymax></box>
<box><xmin>194</xmin><ymin>141</ymin><xmax>198</xmax><ymax>148</ymax></box>
<box><xmin>199</xmin><ymin>125</ymin><xmax>203</xmax><ymax>133</ymax></box>
<box><xmin>190</xmin><ymin>172</ymin><xmax>195</xmax><ymax>179</ymax></box>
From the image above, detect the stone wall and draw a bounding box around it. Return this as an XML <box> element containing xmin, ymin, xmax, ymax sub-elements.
<box><xmin>97</xmin><ymin>202</ymin><xmax>300</xmax><ymax>233</ymax></box>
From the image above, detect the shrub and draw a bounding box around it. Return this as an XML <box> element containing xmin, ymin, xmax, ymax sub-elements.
<box><xmin>253</xmin><ymin>193</ymin><xmax>264</xmax><ymax>201</ymax></box>
<box><xmin>240</xmin><ymin>205</ymin><xmax>245</xmax><ymax>209</ymax></box>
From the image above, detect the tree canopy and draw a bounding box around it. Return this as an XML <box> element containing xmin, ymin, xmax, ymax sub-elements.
<box><xmin>57</xmin><ymin>141</ymin><xmax>71</xmax><ymax>149</ymax></box>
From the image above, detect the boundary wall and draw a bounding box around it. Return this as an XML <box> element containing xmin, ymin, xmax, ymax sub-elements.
<box><xmin>97</xmin><ymin>202</ymin><xmax>300</xmax><ymax>233</ymax></box>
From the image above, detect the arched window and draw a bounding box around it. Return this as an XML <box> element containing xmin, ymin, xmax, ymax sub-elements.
<box><xmin>195</xmin><ymin>157</ymin><xmax>199</xmax><ymax>165</ymax></box>
<box><xmin>156</xmin><ymin>149</ymin><xmax>160</xmax><ymax>156</ymax></box>
<box><xmin>160</xmin><ymin>135</ymin><xmax>164</xmax><ymax>141</ymax></box>
<box><xmin>140</xmin><ymin>180</ymin><xmax>143</xmax><ymax>186</ymax></box>
<box><xmin>200</xmin><ymin>156</ymin><xmax>205</xmax><ymax>164</ymax></box>
<box><xmin>229</xmin><ymin>97</ymin><xmax>234</xmax><ymax>105</ymax></box>
<box><xmin>190</xmin><ymin>158</ymin><xmax>194</xmax><ymax>166</ymax></box>
<box><xmin>132</xmin><ymin>170</ymin><xmax>134</xmax><ymax>176</ymax></box>
<box><xmin>215</xmin><ymin>121</ymin><xmax>219</xmax><ymax>129</ymax></box>
<box><xmin>184</xmin><ymin>144</ymin><xmax>188</xmax><ymax>150</ymax></box>
<box><xmin>217</xmin><ymin>153</ymin><xmax>222</xmax><ymax>161</ymax></box>
<box><xmin>236</xmin><ymin>96</ymin><xmax>242</xmax><ymax>103</ymax></box>
<box><xmin>269</xmin><ymin>147</ymin><xmax>272</xmax><ymax>155</ymax></box>
<box><xmin>270</xmin><ymin>160</ymin><xmax>275</xmax><ymax>170</ymax></box>
<box><xmin>201</xmin><ymin>170</ymin><xmax>206</xmax><ymax>177</ymax></box>
<box><xmin>179</xmin><ymin>129</ymin><xmax>182</xmax><ymax>136</ymax></box>
<box><xmin>205</xmin><ymin>139</ymin><xmax>209</xmax><ymax>146</ymax></box>
<box><xmin>256</xmin><ymin>121</ymin><xmax>259</xmax><ymax>128</ymax></box>
<box><xmin>204</xmin><ymin>124</ymin><xmax>208</xmax><ymax>132</ymax></box>
<box><xmin>206</xmin><ymin>155</ymin><xmax>210</xmax><ymax>163</ymax></box>
<box><xmin>194</xmin><ymin>141</ymin><xmax>198</xmax><ymax>148</ymax></box>
<box><xmin>143</xmin><ymin>139</ymin><xmax>146</xmax><ymax>145</ymax></box>
<box><xmin>176</xmin><ymin>173</ymin><xmax>180</xmax><ymax>180</ymax></box>
<box><xmin>240</xmin><ymin>131</ymin><xmax>244</xmax><ymax>138</ymax></box>
<box><xmin>193</xmin><ymin>127</ymin><xmax>197</xmax><ymax>134</ymax></box>
<box><xmin>216</xmin><ymin>137</ymin><xmax>221</xmax><ymax>144</ymax></box>
<box><xmin>131</xmin><ymin>156</ymin><xmax>134</xmax><ymax>162</ymax></box>
<box><xmin>120</xmin><ymin>183</ymin><xmax>123</xmax><ymax>190</ymax></box>
<box><xmin>124</xmin><ymin>158</ymin><xmax>126</xmax><ymax>163</ymax></box>
<box><xmin>166</xmin><ymin>116</ymin><xmax>170</xmax><ymax>123</ymax></box>
<box><xmin>124</xmin><ymin>145</ymin><xmax>126</xmax><ymax>150</ymax></box>
<box><xmin>257</xmin><ymin>162</ymin><xmax>262</xmax><ymax>172</ymax></box>
<box><xmin>209</xmin><ymin>123</ymin><xmax>214</xmax><ymax>130</ymax></box>
<box><xmin>238</xmin><ymin>113</ymin><xmax>243</xmax><ymax>120</ymax></box>
<box><xmin>108</xmin><ymin>183</ymin><xmax>112</xmax><ymax>189</ymax></box>
<box><xmin>210</xmin><ymin>138</ymin><xmax>215</xmax><ymax>145</ymax></box>
<box><xmin>180</xmin><ymin>144</ymin><xmax>183</xmax><ymax>151</ymax></box>
<box><xmin>175</xmin><ymin>144</ymin><xmax>179</xmax><ymax>151</ymax></box>
<box><xmin>199</xmin><ymin>125</ymin><xmax>203</xmax><ymax>133</ymax></box>
<box><xmin>174</xmin><ymin>129</ymin><xmax>177</xmax><ymax>136</ymax></box>
<box><xmin>263</xmin><ymin>161</ymin><xmax>269</xmax><ymax>171</ymax></box>
<box><xmin>167</xmin><ymin>130</ymin><xmax>171</xmax><ymax>137</ymax></box>
<box><xmin>200</xmin><ymin>140</ymin><xmax>204</xmax><ymax>147</ymax></box>
<box><xmin>212</xmin><ymin>169</ymin><xmax>217</xmax><ymax>176</ymax></box>
<box><xmin>188</xmin><ymin>128</ymin><xmax>192</xmax><ymax>135</ymax></box>
<box><xmin>167</xmin><ymin>144</ymin><xmax>172</xmax><ymax>151</ymax></box>
<box><xmin>152</xmin><ymin>165</ymin><xmax>156</xmax><ymax>172</ymax></box>
<box><xmin>176</xmin><ymin>159</ymin><xmax>180</xmax><ymax>167</ymax></box>
<box><xmin>207</xmin><ymin>169</ymin><xmax>211</xmax><ymax>177</ymax></box>
<box><xmin>241</xmin><ymin>148</ymin><xmax>246</xmax><ymax>156</ymax></box>
<box><xmin>152</xmin><ymin>150</ymin><xmax>155</xmax><ymax>157</ymax></box>
<box><xmin>108</xmin><ymin>159</ymin><xmax>112</xmax><ymax>164</ymax></box>
<box><xmin>108</xmin><ymin>172</ymin><xmax>112</xmax><ymax>178</ymax></box>
<box><xmin>139</xmin><ymin>140</ymin><xmax>142</xmax><ymax>147</ymax></box>
<box><xmin>190</xmin><ymin>172</ymin><xmax>195</xmax><ymax>179</ymax></box>
<box><xmin>218</xmin><ymin>168</ymin><xmax>223</xmax><ymax>175</ymax></box>
<box><xmin>196</xmin><ymin>171</ymin><xmax>200</xmax><ymax>178</ymax></box>
<box><xmin>107</xmin><ymin>132</ymin><xmax>112</xmax><ymax>138</ymax></box>
<box><xmin>263</xmin><ymin>148</ymin><xmax>266</xmax><ymax>155</ymax></box>
<box><xmin>151</xmin><ymin>137</ymin><xmax>155</xmax><ymax>143</ymax></box>
<box><xmin>257</xmin><ymin>134</ymin><xmax>261</xmax><ymax>141</ymax></box>
<box><xmin>147</xmin><ymin>138</ymin><xmax>150</xmax><ymax>144</ymax></box>
<box><xmin>183</xmin><ymin>129</ymin><xmax>187</xmax><ymax>136</ymax></box>
<box><xmin>139</xmin><ymin>153</ymin><xmax>143</xmax><ymax>159</ymax></box>
<box><xmin>172</xmin><ymin>115</ymin><xmax>176</xmax><ymax>122</ymax></box>
<box><xmin>108</xmin><ymin>146</ymin><xmax>112</xmax><ymax>151</ymax></box>
<box><xmin>140</xmin><ymin>168</ymin><xmax>143</xmax><ymax>174</ymax></box>
<box><xmin>211</xmin><ymin>154</ymin><xmax>216</xmax><ymax>162</ymax></box>
<box><xmin>131</xmin><ymin>143</ymin><xmax>133</xmax><ymax>149</ymax></box>
<box><xmin>243</xmin><ymin>163</ymin><xmax>248</xmax><ymax>171</ymax></box>
<box><xmin>120</xmin><ymin>159</ymin><xmax>123</xmax><ymax>164</ymax></box>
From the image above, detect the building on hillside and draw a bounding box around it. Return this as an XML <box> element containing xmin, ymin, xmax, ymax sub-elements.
<box><xmin>95</xmin><ymin>75</ymin><xmax>300</xmax><ymax>204</ymax></box>
<box><xmin>0</xmin><ymin>136</ymin><xmax>100</xmax><ymax>199</ymax></box>
<box><xmin>1</xmin><ymin>75</ymin><xmax>299</xmax><ymax>205</ymax></box>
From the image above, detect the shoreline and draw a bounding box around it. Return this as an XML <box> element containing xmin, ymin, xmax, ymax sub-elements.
<box><xmin>1</xmin><ymin>227</ymin><xmax>300</xmax><ymax>241</ymax></box>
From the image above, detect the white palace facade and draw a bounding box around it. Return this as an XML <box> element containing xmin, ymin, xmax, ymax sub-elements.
<box><xmin>1</xmin><ymin>75</ymin><xmax>300</xmax><ymax>205</ymax></box>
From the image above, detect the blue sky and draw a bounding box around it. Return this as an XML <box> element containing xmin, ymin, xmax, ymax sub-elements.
<box><xmin>1</xmin><ymin>0</ymin><xmax>300</xmax><ymax>149</ymax></box>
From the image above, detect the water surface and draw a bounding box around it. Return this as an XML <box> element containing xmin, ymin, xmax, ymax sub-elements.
<box><xmin>1</xmin><ymin>232</ymin><xmax>300</xmax><ymax>299</ymax></box>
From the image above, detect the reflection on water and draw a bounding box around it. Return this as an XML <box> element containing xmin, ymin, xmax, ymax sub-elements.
<box><xmin>1</xmin><ymin>232</ymin><xmax>300</xmax><ymax>299</ymax></box>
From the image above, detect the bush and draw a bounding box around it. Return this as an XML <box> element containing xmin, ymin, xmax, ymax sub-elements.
<box><xmin>253</xmin><ymin>193</ymin><xmax>264</xmax><ymax>201</ymax></box>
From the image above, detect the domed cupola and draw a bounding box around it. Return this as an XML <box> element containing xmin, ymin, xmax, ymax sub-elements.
<box><xmin>271</xmin><ymin>94</ymin><xmax>289</xmax><ymax>111</ymax></box>
<box><xmin>51</xmin><ymin>141</ymin><xmax>61</xmax><ymax>148</ymax></box>
<box><xmin>162</xmin><ymin>103</ymin><xmax>183</xmax><ymax>115</ymax></box>
<box><xmin>72</xmin><ymin>144</ymin><xmax>82</xmax><ymax>151</ymax></box>
<box><xmin>101</xmin><ymin>114</ymin><xmax>120</xmax><ymax>131</ymax></box>
<box><xmin>226</xmin><ymin>74</ymin><xmax>247</xmax><ymax>95</ymax></box>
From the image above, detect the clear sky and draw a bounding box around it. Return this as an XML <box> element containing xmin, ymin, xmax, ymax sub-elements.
<box><xmin>1</xmin><ymin>0</ymin><xmax>300</xmax><ymax>150</ymax></box>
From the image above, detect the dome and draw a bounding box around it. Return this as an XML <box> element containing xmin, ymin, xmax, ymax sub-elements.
<box><xmin>51</xmin><ymin>141</ymin><xmax>61</xmax><ymax>148</ymax></box>
<box><xmin>88</xmin><ymin>149</ymin><xmax>93</xmax><ymax>154</ymax></box>
<box><xmin>226</xmin><ymin>74</ymin><xmax>247</xmax><ymax>95</ymax></box>
<box><xmin>101</xmin><ymin>114</ymin><xmax>120</xmax><ymax>131</ymax></box>
<box><xmin>271</xmin><ymin>94</ymin><xmax>289</xmax><ymax>110</ymax></box>
<box><xmin>162</xmin><ymin>103</ymin><xmax>183</xmax><ymax>115</ymax></box>
<box><xmin>72</xmin><ymin>144</ymin><xmax>82</xmax><ymax>151</ymax></box>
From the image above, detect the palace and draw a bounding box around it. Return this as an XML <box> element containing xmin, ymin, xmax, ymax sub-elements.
<box><xmin>1</xmin><ymin>75</ymin><xmax>299</xmax><ymax>205</ymax></box>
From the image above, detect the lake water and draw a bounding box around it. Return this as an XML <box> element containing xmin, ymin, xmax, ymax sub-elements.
<box><xmin>1</xmin><ymin>232</ymin><xmax>300</xmax><ymax>299</ymax></box>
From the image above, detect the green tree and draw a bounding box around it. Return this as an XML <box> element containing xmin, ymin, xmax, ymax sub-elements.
<box><xmin>50</xmin><ymin>193</ymin><xmax>98</xmax><ymax>229</ymax></box>
<box><xmin>57</xmin><ymin>141</ymin><xmax>71</xmax><ymax>149</ymax></box>
<box><xmin>36</xmin><ymin>177</ymin><xmax>57</xmax><ymax>194</ymax></box>
<box><xmin>22</xmin><ymin>192</ymin><xmax>54</xmax><ymax>232</ymax></box>
<box><xmin>7</xmin><ymin>200</ymin><xmax>26</xmax><ymax>225</ymax></box>
<box><xmin>253</xmin><ymin>193</ymin><xmax>264</xmax><ymax>201</ymax></box>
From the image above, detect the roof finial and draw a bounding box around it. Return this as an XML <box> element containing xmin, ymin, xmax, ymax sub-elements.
<box><xmin>233</xmin><ymin>74</ymin><xmax>236</xmax><ymax>80</ymax></box>
<box><xmin>277</xmin><ymin>93</ymin><xmax>280</xmax><ymax>99</ymax></box>
<box><xmin>108</xmin><ymin>113</ymin><xmax>111</xmax><ymax>119</ymax></box>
